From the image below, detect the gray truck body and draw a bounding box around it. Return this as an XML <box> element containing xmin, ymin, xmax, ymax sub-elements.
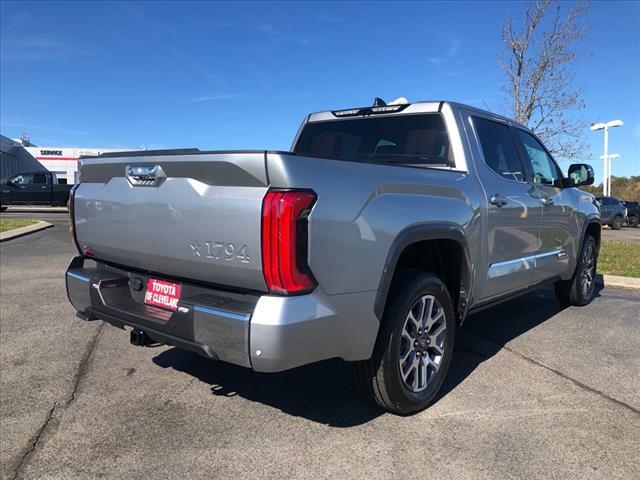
<box><xmin>66</xmin><ymin>101</ymin><xmax>600</xmax><ymax>373</ymax></box>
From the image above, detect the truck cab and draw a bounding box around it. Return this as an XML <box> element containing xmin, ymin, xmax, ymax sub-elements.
<box><xmin>0</xmin><ymin>170</ymin><xmax>72</xmax><ymax>209</ymax></box>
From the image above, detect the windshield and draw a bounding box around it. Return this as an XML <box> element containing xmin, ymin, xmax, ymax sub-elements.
<box><xmin>294</xmin><ymin>113</ymin><xmax>454</xmax><ymax>168</ymax></box>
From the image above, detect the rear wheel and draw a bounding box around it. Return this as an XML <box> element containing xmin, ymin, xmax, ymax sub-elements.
<box><xmin>628</xmin><ymin>215</ymin><xmax>638</xmax><ymax>228</ymax></box>
<box><xmin>354</xmin><ymin>272</ymin><xmax>455</xmax><ymax>415</ymax></box>
<box><xmin>612</xmin><ymin>216</ymin><xmax>623</xmax><ymax>230</ymax></box>
<box><xmin>555</xmin><ymin>234</ymin><xmax>598</xmax><ymax>306</ymax></box>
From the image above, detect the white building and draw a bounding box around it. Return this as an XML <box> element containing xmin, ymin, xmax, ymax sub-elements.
<box><xmin>1</xmin><ymin>134</ymin><xmax>130</xmax><ymax>184</ymax></box>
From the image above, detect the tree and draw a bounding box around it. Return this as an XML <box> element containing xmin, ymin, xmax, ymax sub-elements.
<box><xmin>580</xmin><ymin>176</ymin><xmax>640</xmax><ymax>201</ymax></box>
<box><xmin>500</xmin><ymin>0</ymin><xmax>589</xmax><ymax>161</ymax></box>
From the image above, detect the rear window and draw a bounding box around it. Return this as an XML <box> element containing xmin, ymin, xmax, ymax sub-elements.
<box><xmin>294</xmin><ymin>114</ymin><xmax>454</xmax><ymax>168</ymax></box>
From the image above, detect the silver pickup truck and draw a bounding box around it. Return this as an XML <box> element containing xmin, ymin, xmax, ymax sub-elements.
<box><xmin>66</xmin><ymin>100</ymin><xmax>600</xmax><ymax>414</ymax></box>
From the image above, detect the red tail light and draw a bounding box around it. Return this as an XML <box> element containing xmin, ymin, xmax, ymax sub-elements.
<box><xmin>68</xmin><ymin>185</ymin><xmax>82</xmax><ymax>254</ymax></box>
<box><xmin>262</xmin><ymin>190</ymin><xmax>317</xmax><ymax>294</ymax></box>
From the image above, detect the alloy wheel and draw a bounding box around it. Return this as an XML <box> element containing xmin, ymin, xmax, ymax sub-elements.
<box><xmin>580</xmin><ymin>242</ymin><xmax>596</xmax><ymax>298</ymax></box>
<box><xmin>398</xmin><ymin>295</ymin><xmax>447</xmax><ymax>393</ymax></box>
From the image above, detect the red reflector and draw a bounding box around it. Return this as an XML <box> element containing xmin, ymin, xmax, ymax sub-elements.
<box><xmin>262</xmin><ymin>190</ymin><xmax>316</xmax><ymax>294</ymax></box>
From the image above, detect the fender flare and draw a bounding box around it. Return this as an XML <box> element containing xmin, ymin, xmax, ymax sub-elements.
<box><xmin>373</xmin><ymin>222</ymin><xmax>472</xmax><ymax>320</ymax></box>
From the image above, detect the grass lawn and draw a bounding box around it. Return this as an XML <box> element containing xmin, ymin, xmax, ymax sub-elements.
<box><xmin>598</xmin><ymin>240</ymin><xmax>640</xmax><ymax>278</ymax></box>
<box><xmin>0</xmin><ymin>218</ymin><xmax>39</xmax><ymax>233</ymax></box>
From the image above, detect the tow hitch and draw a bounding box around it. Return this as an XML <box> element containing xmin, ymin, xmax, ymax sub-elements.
<box><xmin>130</xmin><ymin>329</ymin><xmax>159</xmax><ymax>347</ymax></box>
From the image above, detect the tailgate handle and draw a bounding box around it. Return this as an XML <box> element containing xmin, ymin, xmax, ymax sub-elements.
<box><xmin>126</xmin><ymin>165</ymin><xmax>166</xmax><ymax>187</ymax></box>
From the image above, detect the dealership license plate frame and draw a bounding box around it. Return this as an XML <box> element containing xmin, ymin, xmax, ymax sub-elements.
<box><xmin>144</xmin><ymin>278</ymin><xmax>182</xmax><ymax>311</ymax></box>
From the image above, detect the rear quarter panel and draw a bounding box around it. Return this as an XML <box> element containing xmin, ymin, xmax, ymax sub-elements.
<box><xmin>267</xmin><ymin>154</ymin><xmax>484</xmax><ymax>298</ymax></box>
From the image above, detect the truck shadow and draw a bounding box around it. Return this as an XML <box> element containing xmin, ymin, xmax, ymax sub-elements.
<box><xmin>433</xmin><ymin>284</ymin><xmax>604</xmax><ymax>405</ymax></box>
<box><xmin>153</xmin><ymin>351</ymin><xmax>383</xmax><ymax>427</ymax></box>
<box><xmin>153</xmin><ymin>285</ymin><xmax>603</xmax><ymax>427</ymax></box>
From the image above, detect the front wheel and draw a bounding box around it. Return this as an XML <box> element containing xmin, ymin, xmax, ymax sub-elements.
<box><xmin>555</xmin><ymin>234</ymin><xmax>598</xmax><ymax>306</ymax></box>
<box><xmin>353</xmin><ymin>272</ymin><xmax>455</xmax><ymax>415</ymax></box>
<box><xmin>612</xmin><ymin>216</ymin><xmax>623</xmax><ymax>230</ymax></box>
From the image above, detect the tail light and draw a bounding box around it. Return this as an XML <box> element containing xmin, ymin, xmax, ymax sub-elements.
<box><xmin>68</xmin><ymin>185</ymin><xmax>83</xmax><ymax>254</ymax></box>
<box><xmin>262</xmin><ymin>190</ymin><xmax>317</xmax><ymax>294</ymax></box>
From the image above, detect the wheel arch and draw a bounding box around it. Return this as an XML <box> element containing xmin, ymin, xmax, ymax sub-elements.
<box><xmin>373</xmin><ymin>223</ymin><xmax>472</xmax><ymax>324</ymax></box>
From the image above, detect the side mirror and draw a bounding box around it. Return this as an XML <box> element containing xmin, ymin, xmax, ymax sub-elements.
<box><xmin>567</xmin><ymin>163</ymin><xmax>594</xmax><ymax>187</ymax></box>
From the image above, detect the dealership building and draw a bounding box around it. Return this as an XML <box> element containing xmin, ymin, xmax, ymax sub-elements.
<box><xmin>1</xmin><ymin>134</ymin><xmax>128</xmax><ymax>184</ymax></box>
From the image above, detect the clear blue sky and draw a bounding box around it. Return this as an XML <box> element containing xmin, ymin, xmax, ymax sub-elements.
<box><xmin>1</xmin><ymin>0</ymin><xmax>638</xmax><ymax>183</ymax></box>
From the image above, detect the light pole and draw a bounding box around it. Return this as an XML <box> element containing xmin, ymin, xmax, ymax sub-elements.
<box><xmin>605</xmin><ymin>153</ymin><xmax>620</xmax><ymax>196</ymax></box>
<box><xmin>591</xmin><ymin>120</ymin><xmax>623</xmax><ymax>196</ymax></box>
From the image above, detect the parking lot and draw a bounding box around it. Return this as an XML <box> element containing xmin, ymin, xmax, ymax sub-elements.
<box><xmin>1</xmin><ymin>210</ymin><xmax>639</xmax><ymax>479</ymax></box>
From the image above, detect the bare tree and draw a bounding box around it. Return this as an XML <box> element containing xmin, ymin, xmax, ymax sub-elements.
<box><xmin>500</xmin><ymin>0</ymin><xmax>589</xmax><ymax>161</ymax></box>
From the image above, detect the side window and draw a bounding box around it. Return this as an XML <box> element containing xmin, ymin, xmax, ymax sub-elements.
<box><xmin>33</xmin><ymin>173</ymin><xmax>47</xmax><ymax>184</ymax></box>
<box><xmin>11</xmin><ymin>174</ymin><xmax>32</xmax><ymax>185</ymax></box>
<box><xmin>473</xmin><ymin>116</ymin><xmax>525</xmax><ymax>181</ymax></box>
<box><xmin>515</xmin><ymin>130</ymin><xmax>561</xmax><ymax>187</ymax></box>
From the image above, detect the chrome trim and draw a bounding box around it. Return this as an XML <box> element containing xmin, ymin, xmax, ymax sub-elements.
<box><xmin>67</xmin><ymin>271</ymin><xmax>90</xmax><ymax>282</ymax></box>
<box><xmin>488</xmin><ymin>249</ymin><xmax>564</xmax><ymax>279</ymax></box>
<box><xmin>193</xmin><ymin>305</ymin><xmax>250</xmax><ymax>322</ymax></box>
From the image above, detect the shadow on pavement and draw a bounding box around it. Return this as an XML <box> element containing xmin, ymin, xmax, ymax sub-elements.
<box><xmin>153</xmin><ymin>284</ymin><xmax>603</xmax><ymax>426</ymax></box>
<box><xmin>434</xmin><ymin>284</ymin><xmax>604</xmax><ymax>405</ymax></box>
<box><xmin>153</xmin><ymin>351</ymin><xmax>383</xmax><ymax>427</ymax></box>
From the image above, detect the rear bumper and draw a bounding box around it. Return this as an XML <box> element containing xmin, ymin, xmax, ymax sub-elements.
<box><xmin>66</xmin><ymin>256</ymin><xmax>378</xmax><ymax>372</ymax></box>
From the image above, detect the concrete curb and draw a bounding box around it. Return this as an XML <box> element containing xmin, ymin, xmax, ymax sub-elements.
<box><xmin>3</xmin><ymin>207</ymin><xmax>68</xmax><ymax>213</ymax></box>
<box><xmin>0</xmin><ymin>221</ymin><xmax>53</xmax><ymax>242</ymax></box>
<box><xmin>598</xmin><ymin>274</ymin><xmax>640</xmax><ymax>291</ymax></box>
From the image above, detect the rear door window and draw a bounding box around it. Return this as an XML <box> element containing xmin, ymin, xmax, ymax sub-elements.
<box><xmin>473</xmin><ymin>116</ymin><xmax>525</xmax><ymax>181</ymax></box>
<box><xmin>33</xmin><ymin>173</ymin><xmax>47</xmax><ymax>184</ymax></box>
<box><xmin>294</xmin><ymin>114</ymin><xmax>454</xmax><ymax>168</ymax></box>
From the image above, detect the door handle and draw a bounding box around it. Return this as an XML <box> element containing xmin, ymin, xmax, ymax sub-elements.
<box><xmin>541</xmin><ymin>197</ymin><xmax>554</xmax><ymax>206</ymax></box>
<box><xmin>41</xmin><ymin>185</ymin><xmax>48</xmax><ymax>189</ymax></box>
<box><xmin>489</xmin><ymin>194</ymin><xmax>508</xmax><ymax>207</ymax></box>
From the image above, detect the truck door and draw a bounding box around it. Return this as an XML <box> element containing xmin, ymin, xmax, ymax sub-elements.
<box><xmin>3</xmin><ymin>173</ymin><xmax>33</xmax><ymax>204</ymax></box>
<box><xmin>470</xmin><ymin>115</ymin><xmax>544</xmax><ymax>301</ymax></box>
<box><xmin>513</xmin><ymin>129</ymin><xmax>575</xmax><ymax>282</ymax></box>
<box><xmin>30</xmin><ymin>172</ymin><xmax>51</xmax><ymax>204</ymax></box>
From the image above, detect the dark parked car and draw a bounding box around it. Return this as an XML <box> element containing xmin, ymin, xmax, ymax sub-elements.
<box><xmin>0</xmin><ymin>171</ymin><xmax>72</xmax><ymax>210</ymax></box>
<box><xmin>621</xmin><ymin>201</ymin><xmax>640</xmax><ymax>228</ymax></box>
<box><xmin>595</xmin><ymin>196</ymin><xmax>627</xmax><ymax>230</ymax></box>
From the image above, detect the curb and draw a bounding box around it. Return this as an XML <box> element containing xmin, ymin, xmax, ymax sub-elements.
<box><xmin>2</xmin><ymin>207</ymin><xmax>68</xmax><ymax>213</ymax></box>
<box><xmin>597</xmin><ymin>274</ymin><xmax>640</xmax><ymax>291</ymax></box>
<box><xmin>0</xmin><ymin>221</ymin><xmax>54</xmax><ymax>242</ymax></box>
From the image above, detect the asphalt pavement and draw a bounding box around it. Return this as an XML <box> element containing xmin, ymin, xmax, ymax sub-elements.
<box><xmin>602</xmin><ymin>226</ymin><xmax>640</xmax><ymax>244</ymax></box>
<box><xmin>1</xmin><ymin>212</ymin><xmax>639</xmax><ymax>479</ymax></box>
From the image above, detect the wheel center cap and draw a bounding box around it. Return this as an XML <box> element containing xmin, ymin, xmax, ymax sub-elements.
<box><xmin>419</xmin><ymin>338</ymin><xmax>428</xmax><ymax>348</ymax></box>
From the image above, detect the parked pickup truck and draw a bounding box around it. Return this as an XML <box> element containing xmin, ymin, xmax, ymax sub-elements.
<box><xmin>66</xmin><ymin>100</ymin><xmax>601</xmax><ymax>414</ymax></box>
<box><xmin>0</xmin><ymin>170</ymin><xmax>72</xmax><ymax>210</ymax></box>
<box><xmin>621</xmin><ymin>200</ymin><xmax>640</xmax><ymax>228</ymax></box>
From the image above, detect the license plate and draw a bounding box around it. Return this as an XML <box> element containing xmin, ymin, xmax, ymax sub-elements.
<box><xmin>144</xmin><ymin>278</ymin><xmax>182</xmax><ymax>311</ymax></box>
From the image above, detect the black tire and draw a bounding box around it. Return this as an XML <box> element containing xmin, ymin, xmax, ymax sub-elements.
<box><xmin>353</xmin><ymin>272</ymin><xmax>456</xmax><ymax>415</ymax></box>
<box><xmin>612</xmin><ymin>216</ymin><xmax>623</xmax><ymax>230</ymax></box>
<box><xmin>628</xmin><ymin>215</ymin><xmax>638</xmax><ymax>228</ymax></box>
<box><xmin>555</xmin><ymin>234</ymin><xmax>598</xmax><ymax>306</ymax></box>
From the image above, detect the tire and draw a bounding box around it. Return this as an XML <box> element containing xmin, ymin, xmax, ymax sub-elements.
<box><xmin>628</xmin><ymin>215</ymin><xmax>638</xmax><ymax>228</ymax></box>
<box><xmin>612</xmin><ymin>216</ymin><xmax>623</xmax><ymax>230</ymax></box>
<box><xmin>555</xmin><ymin>234</ymin><xmax>598</xmax><ymax>306</ymax></box>
<box><xmin>353</xmin><ymin>272</ymin><xmax>456</xmax><ymax>415</ymax></box>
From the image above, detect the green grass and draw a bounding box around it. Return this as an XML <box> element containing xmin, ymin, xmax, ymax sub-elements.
<box><xmin>0</xmin><ymin>218</ymin><xmax>39</xmax><ymax>233</ymax></box>
<box><xmin>598</xmin><ymin>240</ymin><xmax>640</xmax><ymax>278</ymax></box>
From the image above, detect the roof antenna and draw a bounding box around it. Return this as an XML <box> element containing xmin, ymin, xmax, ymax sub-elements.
<box><xmin>373</xmin><ymin>97</ymin><xmax>386</xmax><ymax>107</ymax></box>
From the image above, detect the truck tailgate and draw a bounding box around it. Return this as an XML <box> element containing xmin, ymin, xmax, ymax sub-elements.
<box><xmin>74</xmin><ymin>151</ymin><xmax>269</xmax><ymax>291</ymax></box>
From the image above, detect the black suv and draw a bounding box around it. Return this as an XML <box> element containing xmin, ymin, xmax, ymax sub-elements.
<box><xmin>595</xmin><ymin>196</ymin><xmax>627</xmax><ymax>230</ymax></box>
<box><xmin>622</xmin><ymin>201</ymin><xmax>640</xmax><ymax>228</ymax></box>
